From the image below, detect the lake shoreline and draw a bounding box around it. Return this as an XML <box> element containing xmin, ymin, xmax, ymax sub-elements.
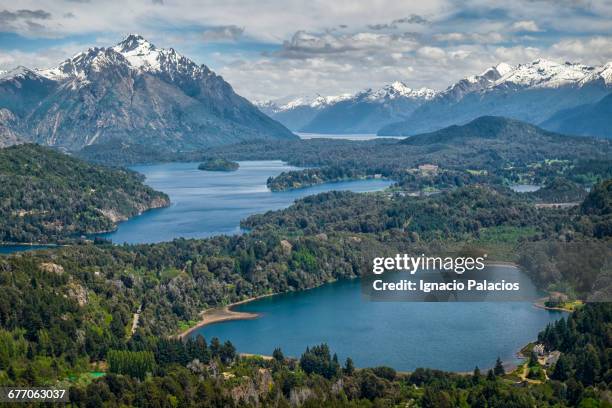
<box><xmin>178</xmin><ymin>293</ymin><xmax>275</xmax><ymax>339</ymax></box>
<box><xmin>178</xmin><ymin>278</ymin><xmax>345</xmax><ymax>339</ymax></box>
<box><xmin>180</xmin><ymin>272</ymin><xmax>567</xmax><ymax>373</ymax></box>
<box><xmin>533</xmin><ymin>297</ymin><xmax>579</xmax><ymax>313</ymax></box>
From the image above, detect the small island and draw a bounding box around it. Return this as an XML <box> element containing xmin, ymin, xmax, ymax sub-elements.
<box><xmin>198</xmin><ymin>158</ymin><xmax>239</xmax><ymax>172</ymax></box>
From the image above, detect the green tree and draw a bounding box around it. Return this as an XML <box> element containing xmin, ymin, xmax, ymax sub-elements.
<box><xmin>494</xmin><ymin>357</ymin><xmax>505</xmax><ymax>376</ymax></box>
<box><xmin>108</xmin><ymin>350</ymin><xmax>155</xmax><ymax>380</ymax></box>
<box><xmin>575</xmin><ymin>345</ymin><xmax>600</xmax><ymax>385</ymax></box>
<box><xmin>472</xmin><ymin>366</ymin><xmax>481</xmax><ymax>384</ymax></box>
<box><xmin>550</xmin><ymin>355</ymin><xmax>570</xmax><ymax>381</ymax></box>
<box><xmin>272</xmin><ymin>347</ymin><xmax>284</xmax><ymax>362</ymax></box>
<box><xmin>344</xmin><ymin>358</ymin><xmax>355</xmax><ymax>376</ymax></box>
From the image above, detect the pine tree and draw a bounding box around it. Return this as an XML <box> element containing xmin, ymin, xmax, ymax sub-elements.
<box><xmin>528</xmin><ymin>351</ymin><xmax>539</xmax><ymax>367</ymax></box>
<box><xmin>210</xmin><ymin>337</ymin><xmax>221</xmax><ymax>358</ymax></box>
<box><xmin>344</xmin><ymin>358</ymin><xmax>355</xmax><ymax>376</ymax></box>
<box><xmin>550</xmin><ymin>354</ymin><xmax>570</xmax><ymax>381</ymax></box>
<box><xmin>575</xmin><ymin>345</ymin><xmax>600</xmax><ymax>385</ymax></box>
<box><xmin>472</xmin><ymin>366</ymin><xmax>481</xmax><ymax>384</ymax></box>
<box><xmin>7</xmin><ymin>365</ymin><xmax>16</xmax><ymax>381</ymax></box>
<box><xmin>220</xmin><ymin>341</ymin><xmax>236</xmax><ymax>364</ymax></box>
<box><xmin>494</xmin><ymin>357</ymin><xmax>505</xmax><ymax>376</ymax></box>
<box><xmin>272</xmin><ymin>347</ymin><xmax>284</xmax><ymax>362</ymax></box>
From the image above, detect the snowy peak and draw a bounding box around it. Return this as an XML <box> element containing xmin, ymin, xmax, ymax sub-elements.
<box><xmin>112</xmin><ymin>34</ymin><xmax>210</xmax><ymax>81</ymax></box>
<box><xmin>493</xmin><ymin>62</ymin><xmax>513</xmax><ymax>76</ymax></box>
<box><xmin>34</xmin><ymin>34</ymin><xmax>208</xmax><ymax>84</ymax></box>
<box><xmin>113</xmin><ymin>34</ymin><xmax>155</xmax><ymax>54</ymax></box>
<box><xmin>269</xmin><ymin>82</ymin><xmax>437</xmax><ymax>112</ymax></box>
<box><xmin>494</xmin><ymin>59</ymin><xmax>594</xmax><ymax>89</ymax></box>
<box><xmin>310</xmin><ymin>94</ymin><xmax>353</xmax><ymax>108</ymax></box>
<box><xmin>440</xmin><ymin>64</ymin><xmax>506</xmax><ymax>101</ymax></box>
<box><xmin>273</xmin><ymin>94</ymin><xmax>353</xmax><ymax>111</ymax></box>
<box><xmin>112</xmin><ymin>34</ymin><xmax>167</xmax><ymax>72</ymax></box>
<box><xmin>367</xmin><ymin>81</ymin><xmax>436</xmax><ymax>101</ymax></box>
<box><xmin>580</xmin><ymin>61</ymin><xmax>612</xmax><ymax>86</ymax></box>
<box><xmin>437</xmin><ymin>59</ymin><xmax>612</xmax><ymax>103</ymax></box>
<box><xmin>0</xmin><ymin>66</ymin><xmax>40</xmax><ymax>81</ymax></box>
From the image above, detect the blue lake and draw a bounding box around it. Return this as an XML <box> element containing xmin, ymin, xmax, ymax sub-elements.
<box><xmin>102</xmin><ymin>160</ymin><xmax>393</xmax><ymax>244</ymax></box>
<box><xmin>197</xmin><ymin>277</ymin><xmax>564</xmax><ymax>372</ymax></box>
<box><xmin>297</xmin><ymin>132</ymin><xmax>402</xmax><ymax>141</ymax></box>
<box><xmin>510</xmin><ymin>184</ymin><xmax>542</xmax><ymax>193</ymax></box>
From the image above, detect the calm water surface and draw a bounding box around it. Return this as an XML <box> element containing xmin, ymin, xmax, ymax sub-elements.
<box><xmin>197</xmin><ymin>276</ymin><xmax>564</xmax><ymax>372</ymax></box>
<box><xmin>103</xmin><ymin>160</ymin><xmax>392</xmax><ymax>244</ymax></box>
<box><xmin>510</xmin><ymin>184</ymin><xmax>542</xmax><ymax>193</ymax></box>
<box><xmin>297</xmin><ymin>132</ymin><xmax>402</xmax><ymax>141</ymax></box>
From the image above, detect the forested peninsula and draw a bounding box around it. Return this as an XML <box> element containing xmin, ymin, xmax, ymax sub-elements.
<box><xmin>0</xmin><ymin>144</ymin><xmax>169</xmax><ymax>244</ymax></box>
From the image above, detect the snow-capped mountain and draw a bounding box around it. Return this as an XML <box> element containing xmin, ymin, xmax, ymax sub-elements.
<box><xmin>494</xmin><ymin>59</ymin><xmax>593</xmax><ymax>89</ymax></box>
<box><xmin>437</xmin><ymin>63</ymin><xmax>511</xmax><ymax>102</ymax></box>
<box><xmin>366</xmin><ymin>81</ymin><xmax>436</xmax><ymax>102</ymax></box>
<box><xmin>260</xmin><ymin>82</ymin><xmax>437</xmax><ymax>134</ymax></box>
<box><xmin>256</xmin><ymin>93</ymin><xmax>353</xmax><ymax>113</ymax></box>
<box><xmin>379</xmin><ymin>59</ymin><xmax>612</xmax><ymax>136</ymax></box>
<box><xmin>255</xmin><ymin>93</ymin><xmax>354</xmax><ymax>130</ymax></box>
<box><xmin>0</xmin><ymin>34</ymin><xmax>296</xmax><ymax>150</ymax></box>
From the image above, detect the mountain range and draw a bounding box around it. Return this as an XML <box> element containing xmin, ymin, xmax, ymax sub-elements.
<box><xmin>0</xmin><ymin>34</ymin><xmax>296</xmax><ymax>150</ymax></box>
<box><xmin>260</xmin><ymin>59</ymin><xmax>612</xmax><ymax>138</ymax></box>
<box><xmin>381</xmin><ymin>59</ymin><xmax>612</xmax><ymax>136</ymax></box>
<box><xmin>257</xmin><ymin>82</ymin><xmax>436</xmax><ymax>134</ymax></box>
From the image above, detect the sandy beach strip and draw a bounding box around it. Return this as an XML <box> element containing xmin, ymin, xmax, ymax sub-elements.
<box><xmin>178</xmin><ymin>294</ymin><xmax>274</xmax><ymax>339</ymax></box>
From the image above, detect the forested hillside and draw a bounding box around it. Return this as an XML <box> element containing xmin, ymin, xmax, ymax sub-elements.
<box><xmin>0</xmin><ymin>144</ymin><xmax>169</xmax><ymax>244</ymax></box>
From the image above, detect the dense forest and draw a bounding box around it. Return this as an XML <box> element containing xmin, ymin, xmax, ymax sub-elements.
<box><xmin>0</xmin><ymin>179</ymin><xmax>610</xmax><ymax>405</ymax></box>
<box><xmin>528</xmin><ymin>178</ymin><xmax>588</xmax><ymax>203</ymax></box>
<box><xmin>0</xmin><ymin>144</ymin><xmax>169</xmax><ymax>244</ymax></box>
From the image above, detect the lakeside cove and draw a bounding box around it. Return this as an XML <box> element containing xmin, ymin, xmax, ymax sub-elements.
<box><xmin>178</xmin><ymin>277</ymin><xmax>567</xmax><ymax>374</ymax></box>
<box><xmin>186</xmin><ymin>272</ymin><xmax>565</xmax><ymax>372</ymax></box>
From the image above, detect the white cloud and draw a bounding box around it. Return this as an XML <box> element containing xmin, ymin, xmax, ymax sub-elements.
<box><xmin>0</xmin><ymin>42</ymin><xmax>93</xmax><ymax>70</ymax></box>
<box><xmin>510</xmin><ymin>20</ymin><xmax>542</xmax><ymax>32</ymax></box>
<box><xmin>550</xmin><ymin>36</ymin><xmax>612</xmax><ymax>63</ymax></box>
<box><xmin>433</xmin><ymin>31</ymin><xmax>505</xmax><ymax>44</ymax></box>
<box><xmin>493</xmin><ymin>46</ymin><xmax>541</xmax><ymax>62</ymax></box>
<box><xmin>202</xmin><ymin>25</ymin><xmax>244</xmax><ymax>42</ymax></box>
<box><xmin>416</xmin><ymin>46</ymin><xmax>446</xmax><ymax>60</ymax></box>
<box><xmin>275</xmin><ymin>30</ymin><xmax>420</xmax><ymax>59</ymax></box>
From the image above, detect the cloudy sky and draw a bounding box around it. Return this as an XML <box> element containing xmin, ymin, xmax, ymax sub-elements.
<box><xmin>0</xmin><ymin>0</ymin><xmax>611</xmax><ymax>101</ymax></box>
